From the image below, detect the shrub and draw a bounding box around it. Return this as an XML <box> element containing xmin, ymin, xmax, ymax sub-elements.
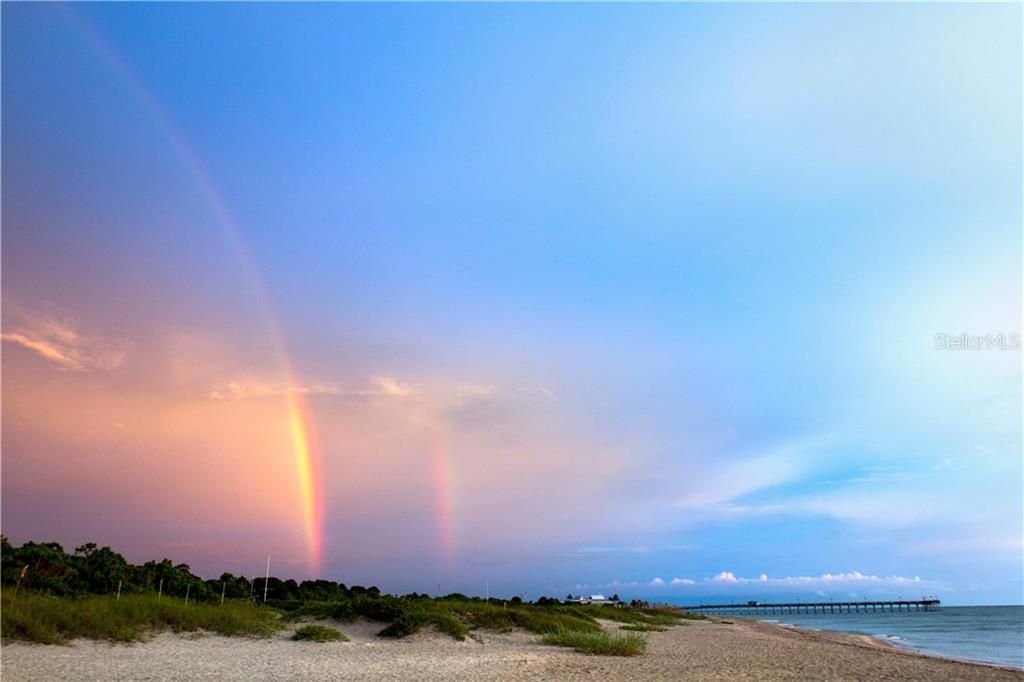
<box><xmin>620</xmin><ymin>623</ymin><xmax>667</xmax><ymax>632</ymax></box>
<box><xmin>1</xmin><ymin>593</ymin><xmax>282</xmax><ymax>644</ymax></box>
<box><xmin>292</xmin><ymin>624</ymin><xmax>347</xmax><ymax>642</ymax></box>
<box><xmin>288</xmin><ymin>601</ymin><xmax>337</xmax><ymax>620</ymax></box>
<box><xmin>541</xmin><ymin>627</ymin><xmax>647</xmax><ymax>656</ymax></box>
<box><xmin>377</xmin><ymin>611</ymin><xmax>428</xmax><ymax>638</ymax></box>
<box><xmin>376</xmin><ymin>606</ymin><xmax>469</xmax><ymax>640</ymax></box>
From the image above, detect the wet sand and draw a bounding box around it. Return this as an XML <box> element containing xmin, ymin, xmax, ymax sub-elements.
<box><xmin>3</xmin><ymin>617</ymin><xmax>1022</xmax><ymax>681</ymax></box>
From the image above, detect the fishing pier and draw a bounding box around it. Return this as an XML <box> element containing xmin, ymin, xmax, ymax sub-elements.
<box><xmin>679</xmin><ymin>599</ymin><xmax>940</xmax><ymax>615</ymax></box>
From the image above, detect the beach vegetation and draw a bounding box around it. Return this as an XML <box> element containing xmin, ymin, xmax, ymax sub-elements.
<box><xmin>0</xmin><ymin>592</ymin><xmax>281</xmax><ymax>644</ymax></box>
<box><xmin>1</xmin><ymin>537</ymin><xmax>685</xmax><ymax>654</ymax></box>
<box><xmin>541</xmin><ymin>626</ymin><xmax>648</xmax><ymax>656</ymax></box>
<box><xmin>292</xmin><ymin>624</ymin><xmax>347</xmax><ymax>642</ymax></box>
<box><xmin>620</xmin><ymin>623</ymin><xmax>667</xmax><ymax>632</ymax></box>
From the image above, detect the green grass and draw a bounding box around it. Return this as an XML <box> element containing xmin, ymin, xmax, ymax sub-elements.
<box><xmin>377</xmin><ymin>608</ymin><xmax>469</xmax><ymax>640</ymax></box>
<box><xmin>1</xmin><ymin>592</ymin><xmax>282</xmax><ymax>644</ymax></box>
<box><xmin>453</xmin><ymin>601</ymin><xmax>601</xmax><ymax>635</ymax></box>
<box><xmin>620</xmin><ymin>622</ymin><xmax>667</xmax><ymax>632</ymax></box>
<box><xmin>324</xmin><ymin>596</ymin><xmax>601</xmax><ymax>641</ymax></box>
<box><xmin>1</xmin><ymin>590</ymin><xmax>677</xmax><ymax>654</ymax></box>
<box><xmin>292</xmin><ymin>624</ymin><xmax>347</xmax><ymax>642</ymax></box>
<box><xmin>558</xmin><ymin>604</ymin><xmax>694</xmax><ymax>627</ymax></box>
<box><xmin>541</xmin><ymin>626</ymin><xmax>648</xmax><ymax>656</ymax></box>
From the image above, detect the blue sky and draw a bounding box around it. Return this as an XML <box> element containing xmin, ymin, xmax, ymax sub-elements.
<box><xmin>2</xmin><ymin>3</ymin><xmax>1021</xmax><ymax>604</ymax></box>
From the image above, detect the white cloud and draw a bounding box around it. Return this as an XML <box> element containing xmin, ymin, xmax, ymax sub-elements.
<box><xmin>593</xmin><ymin>571</ymin><xmax>931</xmax><ymax>593</ymax></box>
<box><xmin>359</xmin><ymin>376</ymin><xmax>414</xmax><ymax>397</ymax></box>
<box><xmin>209</xmin><ymin>382</ymin><xmax>344</xmax><ymax>400</ymax></box>
<box><xmin>674</xmin><ymin>436</ymin><xmax>832</xmax><ymax>509</ymax></box>
<box><xmin>210</xmin><ymin>376</ymin><xmax>414</xmax><ymax>400</ymax></box>
<box><xmin>705</xmin><ymin>570</ymin><xmax>925</xmax><ymax>586</ymax></box>
<box><xmin>2</xmin><ymin>310</ymin><xmax>131</xmax><ymax>372</ymax></box>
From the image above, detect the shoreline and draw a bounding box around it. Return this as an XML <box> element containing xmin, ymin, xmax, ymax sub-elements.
<box><xmin>740</xmin><ymin>615</ymin><xmax>1024</xmax><ymax>673</ymax></box>
<box><xmin>3</xmin><ymin>616</ymin><xmax>1023</xmax><ymax>681</ymax></box>
<box><xmin>734</xmin><ymin>617</ymin><xmax>1024</xmax><ymax>674</ymax></box>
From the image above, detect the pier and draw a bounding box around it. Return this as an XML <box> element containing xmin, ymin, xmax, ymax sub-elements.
<box><xmin>678</xmin><ymin>599</ymin><xmax>940</xmax><ymax>615</ymax></box>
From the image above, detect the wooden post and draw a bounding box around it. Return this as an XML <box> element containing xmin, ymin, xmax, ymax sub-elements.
<box><xmin>158</xmin><ymin>578</ymin><xmax>163</xmax><ymax>600</ymax></box>
<box><xmin>221</xmin><ymin>581</ymin><xmax>227</xmax><ymax>606</ymax></box>
<box><xmin>185</xmin><ymin>584</ymin><xmax>190</xmax><ymax>606</ymax></box>
<box><xmin>12</xmin><ymin>565</ymin><xmax>29</xmax><ymax>604</ymax></box>
<box><xmin>116</xmin><ymin>579</ymin><xmax>123</xmax><ymax>601</ymax></box>
<box><xmin>263</xmin><ymin>555</ymin><xmax>270</xmax><ymax>603</ymax></box>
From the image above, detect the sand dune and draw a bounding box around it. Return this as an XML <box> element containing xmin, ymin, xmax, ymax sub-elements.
<box><xmin>3</xmin><ymin>617</ymin><xmax>1021</xmax><ymax>681</ymax></box>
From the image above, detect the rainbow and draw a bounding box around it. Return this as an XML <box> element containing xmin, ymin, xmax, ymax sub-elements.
<box><xmin>429</xmin><ymin>428</ymin><xmax>455</xmax><ymax>568</ymax></box>
<box><xmin>63</xmin><ymin>8</ymin><xmax>324</xmax><ymax>573</ymax></box>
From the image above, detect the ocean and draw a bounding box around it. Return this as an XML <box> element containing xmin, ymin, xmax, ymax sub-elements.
<box><xmin>757</xmin><ymin>605</ymin><xmax>1024</xmax><ymax>669</ymax></box>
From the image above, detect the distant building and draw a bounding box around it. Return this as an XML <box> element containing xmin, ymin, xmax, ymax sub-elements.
<box><xmin>566</xmin><ymin>593</ymin><xmax>617</xmax><ymax>605</ymax></box>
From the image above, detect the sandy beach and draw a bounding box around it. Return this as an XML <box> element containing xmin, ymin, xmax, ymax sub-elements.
<box><xmin>3</xmin><ymin>617</ymin><xmax>1022</xmax><ymax>681</ymax></box>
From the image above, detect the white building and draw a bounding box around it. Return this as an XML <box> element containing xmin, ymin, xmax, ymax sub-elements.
<box><xmin>566</xmin><ymin>593</ymin><xmax>617</xmax><ymax>605</ymax></box>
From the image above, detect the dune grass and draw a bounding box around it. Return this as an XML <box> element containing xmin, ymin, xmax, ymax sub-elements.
<box><xmin>284</xmin><ymin>597</ymin><xmax>683</xmax><ymax>651</ymax></box>
<box><xmin>287</xmin><ymin>596</ymin><xmax>602</xmax><ymax>641</ymax></box>
<box><xmin>377</xmin><ymin>608</ymin><xmax>470</xmax><ymax>640</ymax></box>
<box><xmin>620</xmin><ymin>622</ymin><xmax>667</xmax><ymax>632</ymax></box>
<box><xmin>292</xmin><ymin>624</ymin><xmax>347</xmax><ymax>642</ymax></box>
<box><xmin>1</xmin><ymin>592</ymin><xmax>282</xmax><ymax>644</ymax></box>
<box><xmin>541</xmin><ymin>626</ymin><xmax>648</xmax><ymax>656</ymax></box>
<box><xmin>2</xmin><ymin>589</ymin><xmax>680</xmax><ymax>657</ymax></box>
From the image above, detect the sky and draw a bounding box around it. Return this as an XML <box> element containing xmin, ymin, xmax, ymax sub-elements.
<box><xmin>2</xmin><ymin>3</ymin><xmax>1021</xmax><ymax>605</ymax></box>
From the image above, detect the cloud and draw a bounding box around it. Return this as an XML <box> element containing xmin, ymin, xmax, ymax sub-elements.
<box><xmin>673</xmin><ymin>436</ymin><xmax>832</xmax><ymax>509</ymax></box>
<box><xmin>209</xmin><ymin>382</ymin><xmax>345</xmax><ymax>400</ymax></box>
<box><xmin>706</xmin><ymin>571</ymin><xmax>925</xmax><ymax>586</ymax></box>
<box><xmin>210</xmin><ymin>376</ymin><xmax>414</xmax><ymax>400</ymax></box>
<box><xmin>2</xmin><ymin>310</ymin><xmax>131</xmax><ymax>372</ymax></box>
<box><xmin>359</xmin><ymin>376</ymin><xmax>413</xmax><ymax>397</ymax></box>
<box><xmin>903</xmin><ymin>534</ymin><xmax>1024</xmax><ymax>555</ymax></box>
<box><xmin>600</xmin><ymin>571</ymin><xmax>929</xmax><ymax>592</ymax></box>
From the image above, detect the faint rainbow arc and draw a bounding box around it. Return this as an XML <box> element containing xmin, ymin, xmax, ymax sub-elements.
<box><xmin>63</xmin><ymin>9</ymin><xmax>324</xmax><ymax>573</ymax></box>
<box><xmin>429</xmin><ymin>428</ymin><xmax>455</xmax><ymax>567</ymax></box>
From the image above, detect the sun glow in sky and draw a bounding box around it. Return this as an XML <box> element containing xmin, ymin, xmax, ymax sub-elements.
<box><xmin>2</xmin><ymin>3</ymin><xmax>1021</xmax><ymax>604</ymax></box>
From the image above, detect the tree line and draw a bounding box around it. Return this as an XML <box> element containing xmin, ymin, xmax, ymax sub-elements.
<box><xmin>0</xmin><ymin>536</ymin><xmax>381</xmax><ymax>603</ymax></box>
